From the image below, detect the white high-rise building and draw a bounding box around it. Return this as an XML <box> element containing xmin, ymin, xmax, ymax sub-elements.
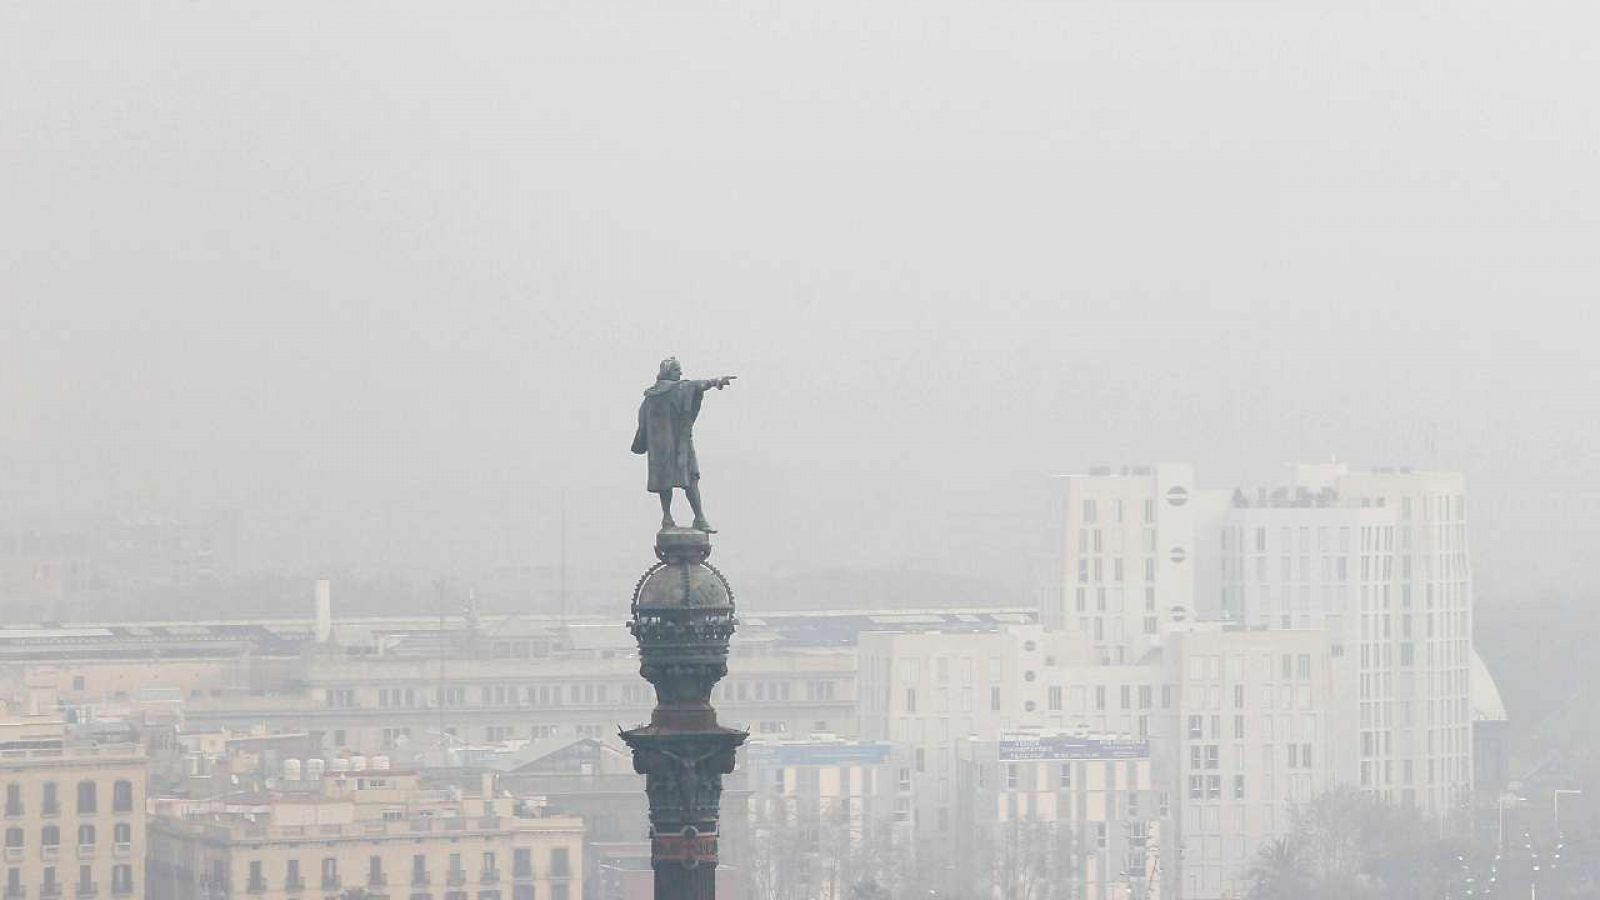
<box><xmin>1050</xmin><ymin>464</ymin><xmax>1228</xmax><ymax>663</ymax></box>
<box><xmin>1206</xmin><ymin>464</ymin><xmax>1476</xmax><ymax>817</ymax></box>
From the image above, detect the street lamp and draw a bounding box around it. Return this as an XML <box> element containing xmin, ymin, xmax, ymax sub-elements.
<box><xmin>1553</xmin><ymin>789</ymin><xmax>1582</xmax><ymax>835</ymax></box>
<box><xmin>1499</xmin><ymin>793</ymin><xmax>1525</xmax><ymax>854</ymax></box>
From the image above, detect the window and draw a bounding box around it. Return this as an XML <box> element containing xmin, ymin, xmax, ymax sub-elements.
<box><xmin>77</xmin><ymin>864</ymin><xmax>91</xmax><ymax>891</ymax></box>
<box><xmin>42</xmin><ymin>825</ymin><xmax>58</xmax><ymax>847</ymax></box>
<box><xmin>112</xmin><ymin>781</ymin><xmax>133</xmax><ymax>814</ymax></box>
<box><xmin>3</xmin><ymin>828</ymin><xmax>20</xmax><ymax>849</ymax></box>
<box><xmin>513</xmin><ymin>848</ymin><xmax>533</xmax><ymax>878</ymax></box>
<box><xmin>370</xmin><ymin>855</ymin><xmax>385</xmax><ymax>886</ymax></box>
<box><xmin>550</xmin><ymin>848</ymin><xmax>571</xmax><ymax>878</ymax></box>
<box><xmin>3</xmin><ymin>785</ymin><xmax>19</xmax><ymax>818</ymax></box>
<box><xmin>41</xmin><ymin>782</ymin><xmax>58</xmax><ymax>817</ymax></box>
<box><xmin>113</xmin><ymin>863</ymin><xmax>133</xmax><ymax>893</ymax></box>
<box><xmin>1233</xmin><ymin>775</ymin><xmax>1246</xmax><ymax>800</ymax></box>
<box><xmin>113</xmin><ymin>823</ymin><xmax>130</xmax><ymax>846</ymax></box>
<box><xmin>287</xmin><ymin>859</ymin><xmax>302</xmax><ymax>888</ymax></box>
<box><xmin>322</xmin><ymin>857</ymin><xmax>339</xmax><ymax>889</ymax></box>
<box><xmin>1047</xmin><ymin>686</ymin><xmax>1062</xmax><ymax>711</ymax></box>
<box><xmin>1060</xmin><ymin>764</ymin><xmax>1072</xmax><ymax>789</ymax></box>
<box><xmin>904</xmin><ymin>689</ymin><xmax>916</xmax><ymax>714</ymax></box>
<box><xmin>77</xmin><ymin>824</ymin><xmax>94</xmax><ymax>848</ymax></box>
<box><xmin>249</xmin><ymin>860</ymin><xmax>265</xmax><ymax>891</ymax></box>
<box><xmin>76</xmin><ymin>781</ymin><xmax>96</xmax><ymax>815</ymax></box>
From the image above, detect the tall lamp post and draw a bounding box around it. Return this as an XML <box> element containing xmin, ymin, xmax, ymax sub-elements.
<box><xmin>1553</xmin><ymin>789</ymin><xmax>1583</xmax><ymax>835</ymax></box>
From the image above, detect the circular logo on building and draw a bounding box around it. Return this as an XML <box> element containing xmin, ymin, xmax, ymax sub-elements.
<box><xmin>1166</xmin><ymin>485</ymin><xmax>1189</xmax><ymax>507</ymax></box>
<box><xmin>1169</xmin><ymin>546</ymin><xmax>1187</xmax><ymax>564</ymax></box>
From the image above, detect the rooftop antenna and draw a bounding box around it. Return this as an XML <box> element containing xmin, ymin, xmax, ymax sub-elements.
<box><xmin>559</xmin><ymin>491</ymin><xmax>569</xmax><ymax>628</ymax></box>
<box><xmin>434</xmin><ymin>577</ymin><xmax>447</xmax><ymax>747</ymax></box>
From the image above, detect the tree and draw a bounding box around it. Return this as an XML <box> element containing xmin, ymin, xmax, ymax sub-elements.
<box><xmin>1244</xmin><ymin>838</ymin><xmax>1310</xmax><ymax>900</ymax></box>
<box><xmin>1244</xmin><ymin>788</ymin><xmax>1486</xmax><ymax>900</ymax></box>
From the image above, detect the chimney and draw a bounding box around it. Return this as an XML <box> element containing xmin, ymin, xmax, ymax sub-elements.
<box><xmin>314</xmin><ymin>580</ymin><xmax>333</xmax><ymax>643</ymax></box>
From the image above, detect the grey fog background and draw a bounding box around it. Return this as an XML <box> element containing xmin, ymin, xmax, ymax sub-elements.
<box><xmin>2</xmin><ymin>1</ymin><xmax>1597</xmax><ymax>614</ymax></box>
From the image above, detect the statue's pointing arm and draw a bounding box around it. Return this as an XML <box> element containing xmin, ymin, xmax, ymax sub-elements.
<box><xmin>693</xmin><ymin>375</ymin><xmax>737</xmax><ymax>392</ymax></box>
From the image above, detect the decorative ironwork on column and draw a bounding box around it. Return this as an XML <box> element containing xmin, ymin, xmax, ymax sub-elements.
<box><xmin>621</xmin><ymin>527</ymin><xmax>746</xmax><ymax>900</ymax></box>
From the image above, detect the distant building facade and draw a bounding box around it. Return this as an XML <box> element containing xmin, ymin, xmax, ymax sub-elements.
<box><xmin>147</xmin><ymin>765</ymin><xmax>583</xmax><ymax>900</ymax></box>
<box><xmin>1</xmin><ymin>706</ymin><xmax>146</xmax><ymax>900</ymax></box>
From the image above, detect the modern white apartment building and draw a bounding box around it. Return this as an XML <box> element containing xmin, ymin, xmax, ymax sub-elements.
<box><xmin>740</xmin><ymin>738</ymin><xmax>913</xmax><ymax>899</ymax></box>
<box><xmin>1051</xmin><ymin>464</ymin><xmax>1227</xmax><ymax>663</ymax></box>
<box><xmin>1210</xmin><ymin>465</ymin><xmax>1475</xmax><ymax>817</ymax></box>
<box><xmin>956</xmin><ymin>731</ymin><xmax>1165</xmax><ymax>900</ymax></box>
<box><xmin>1159</xmin><ymin>624</ymin><xmax>1346</xmax><ymax>899</ymax></box>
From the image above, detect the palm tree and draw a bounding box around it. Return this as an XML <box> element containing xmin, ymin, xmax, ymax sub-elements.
<box><xmin>1245</xmin><ymin>837</ymin><xmax>1310</xmax><ymax>900</ymax></box>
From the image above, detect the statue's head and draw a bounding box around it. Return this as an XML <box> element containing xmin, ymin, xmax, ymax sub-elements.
<box><xmin>658</xmin><ymin>357</ymin><xmax>682</xmax><ymax>381</ymax></box>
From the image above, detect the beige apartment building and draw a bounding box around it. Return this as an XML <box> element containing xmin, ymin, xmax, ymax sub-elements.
<box><xmin>957</xmin><ymin>732</ymin><xmax>1163</xmax><ymax>900</ymax></box>
<box><xmin>148</xmin><ymin>766</ymin><xmax>583</xmax><ymax>900</ymax></box>
<box><xmin>1</xmin><ymin>710</ymin><xmax>147</xmax><ymax>900</ymax></box>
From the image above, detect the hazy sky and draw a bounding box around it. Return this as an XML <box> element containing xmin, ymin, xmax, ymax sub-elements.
<box><xmin>2</xmin><ymin>1</ymin><xmax>1597</xmax><ymax>605</ymax></box>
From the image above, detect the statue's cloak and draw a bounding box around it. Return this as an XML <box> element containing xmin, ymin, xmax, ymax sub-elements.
<box><xmin>631</xmin><ymin>378</ymin><xmax>713</xmax><ymax>492</ymax></box>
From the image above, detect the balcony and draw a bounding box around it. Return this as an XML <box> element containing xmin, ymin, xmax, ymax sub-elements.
<box><xmin>112</xmin><ymin>843</ymin><xmax>131</xmax><ymax>859</ymax></box>
<box><xmin>320</xmin><ymin>876</ymin><xmax>340</xmax><ymax>891</ymax></box>
<box><xmin>283</xmin><ymin>877</ymin><xmax>305</xmax><ymax>893</ymax></box>
<box><xmin>110</xmin><ymin>885</ymin><xmax>132</xmax><ymax>898</ymax></box>
<box><xmin>246</xmin><ymin>879</ymin><xmax>266</xmax><ymax>894</ymax></box>
<box><xmin>410</xmin><ymin>872</ymin><xmax>430</xmax><ymax>887</ymax></box>
<box><xmin>38</xmin><ymin>885</ymin><xmax>60</xmax><ymax>900</ymax></box>
<box><xmin>479</xmin><ymin>870</ymin><xmax>500</xmax><ymax>884</ymax></box>
<box><xmin>2</xmin><ymin>848</ymin><xmax>20</xmax><ymax>863</ymax></box>
<box><xmin>77</xmin><ymin>845</ymin><xmax>96</xmax><ymax>860</ymax></box>
<box><xmin>3</xmin><ymin>885</ymin><xmax>24</xmax><ymax>899</ymax></box>
<box><xmin>41</xmin><ymin>845</ymin><xmax>59</xmax><ymax>861</ymax></box>
<box><xmin>74</xmin><ymin>883</ymin><xmax>96</xmax><ymax>899</ymax></box>
<box><xmin>367</xmin><ymin>873</ymin><xmax>387</xmax><ymax>888</ymax></box>
<box><xmin>513</xmin><ymin>868</ymin><xmax>533</xmax><ymax>881</ymax></box>
<box><xmin>3</xmin><ymin>807</ymin><xmax>22</xmax><ymax>820</ymax></box>
<box><xmin>446</xmin><ymin>870</ymin><xmax>467</xmax><ymax>887</ymax></box>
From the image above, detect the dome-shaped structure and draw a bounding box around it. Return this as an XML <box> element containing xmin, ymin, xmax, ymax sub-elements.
<box><xmin>633</xmin><ymin>561</ymin><xmax>733</xmax><ymax>612</ymax></box>
<box><xmin>1470</xmin><ymin>647</ymin><xmax>1508</xmax><ymax>722</ymax></box>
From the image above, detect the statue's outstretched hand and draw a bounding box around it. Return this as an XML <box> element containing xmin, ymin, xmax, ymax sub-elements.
<box><xmin>716</xmin><ymin>375</ymin><xmax>737</xmax><ymax>390</ymax></box>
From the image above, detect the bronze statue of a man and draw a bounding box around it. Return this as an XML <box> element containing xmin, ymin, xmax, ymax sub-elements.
<box><xmin>631</xmin><ymin>358</ymin><xmax>736</xmax><ymax>532</ymax></box>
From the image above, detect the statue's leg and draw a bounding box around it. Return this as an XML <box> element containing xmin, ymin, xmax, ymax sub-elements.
<box><xmin>658</xmin><ymin>490</ymin><xmax>675</xmax><ymax>528</ymax></box>
<box><xmin>686</xmin><ymin>482</ymin><xmax>714</xmax><ymax>532</ymax></box>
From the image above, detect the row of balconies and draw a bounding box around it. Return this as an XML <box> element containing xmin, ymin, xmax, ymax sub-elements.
<box><xmin>2</xmin><ymin>844</ymin><xmax>134</xmax><ymax>863</ymax></box>
<box><xmin>240</xmin><ymin>869</ymin><xmax>561</xmax><ymax>893</ymax></box>
<box><xmin>218</xmin><ymin>814</ymin><xmax>523</xmax><ymax>841</ymax></box>
<box><xmin>2</xmin><ymin>808</ymin><xmax>137</xmax><ymax>819</ymax></box>
<box><xmin>0</xmin><ymin>883</ymin><xmax>133</xmax><ymax>900</ymax></box>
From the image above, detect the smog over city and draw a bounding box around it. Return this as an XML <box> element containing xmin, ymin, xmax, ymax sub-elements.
<box><xmin>1</xmin><ymin>3</ymin><xmax>1597</xmax><ymax>899</ymax></box>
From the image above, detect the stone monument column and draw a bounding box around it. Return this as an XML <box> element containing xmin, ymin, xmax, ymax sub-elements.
<box><xmin>621</xmin><ymin>528</ymin><xmax>746</xmax><ymax>900</ymax></box>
